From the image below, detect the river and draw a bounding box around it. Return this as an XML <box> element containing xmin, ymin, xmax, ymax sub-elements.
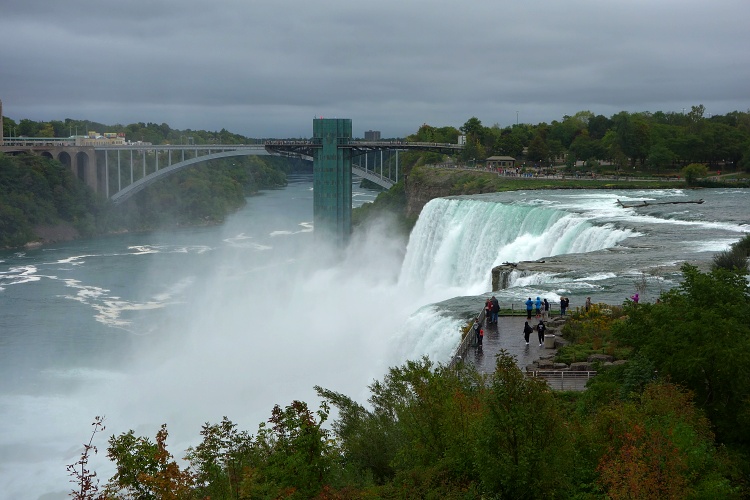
<box><xmin>0</xmin><ymin>176</ymin><xmax>747</xmax><ymax>498</ymax></box>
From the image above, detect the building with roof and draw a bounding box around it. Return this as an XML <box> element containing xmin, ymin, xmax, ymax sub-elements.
<box><xmin>486</xmin><ymin>155</ymin><xmax>516</xmax><ymax>169</ymax></box>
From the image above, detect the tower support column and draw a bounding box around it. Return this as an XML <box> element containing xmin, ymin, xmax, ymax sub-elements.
<box><xmin>312</xmin><ymin>118</ymin><xmax>352</xmax><ymax>246</ymax></box>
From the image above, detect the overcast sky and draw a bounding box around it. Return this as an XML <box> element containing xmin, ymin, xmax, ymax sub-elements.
<box><xmin>2</xmin><ymin>0</ymin><xmax>749</xmax><ymax>138</ymax></box>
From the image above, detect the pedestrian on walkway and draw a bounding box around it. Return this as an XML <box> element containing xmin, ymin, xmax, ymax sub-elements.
<box><xmin>525</xmin><ymin>297</ymin><xmax>533</xmax><ymax>320</ymax></box>
<box><xmin>523</xmin><ymin>321</ymin><xmax>533</xmax><ymax>345</ymax></box>
<box><xmin>490</xmin><ymin>296</ymin><xmax>499</xmax><ymax>324</ymax></box>
<box><xmin>543</xmin><ymin>298</ymin><xmax>550</xmax><ymax>319</ymax></box>
<box><xmin>537</xmin><ymin>320</ymin><xmax>546</xmax><ymax>346</ymax></box>
<box><xmin>560</xmin><ymin>297</ymin><xmax>568</xmax><ymax>316</ymax></box>
<box><xmin>473</xmin><ymin>318</ymin><xmax>481</xmax><ymax>345</ymax></box>
<box><xmin>535</xmin><ymin>297</ymin><xmax>542</xmax><ymax>319</ymax></box>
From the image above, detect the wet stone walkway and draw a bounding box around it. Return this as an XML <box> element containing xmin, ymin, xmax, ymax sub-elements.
<box><xmin>468</xmin><ymin>315</ymin><xmax>550</xmax><ymax>373</ymax></box>
<box><xmin>466</xmin><ymin>314</ymin><xmax>591</xmax><ymax>391</ymax></box>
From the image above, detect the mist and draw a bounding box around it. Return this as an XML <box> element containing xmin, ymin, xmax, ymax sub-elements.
<box><xmin>19</xmin><ymin>207</ymin><xmax>459</xmax><ymax>498</ymax></box>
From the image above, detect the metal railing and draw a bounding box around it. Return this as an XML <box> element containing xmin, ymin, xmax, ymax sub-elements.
<box><xmin>450</xmin><ymin>308</ymin><xmax>485</xmax><ymax>367</ymax></box>
<box><xmin>526</xmin><ymin>370</ymin><xmax>597</xmax><ymax>391</ymax></box>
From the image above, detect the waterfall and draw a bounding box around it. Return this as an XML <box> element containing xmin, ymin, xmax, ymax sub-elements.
<box><xmin>399</xmin><ymin>197</ymin><xmax>636</xmax><ymax>294</ymax></box>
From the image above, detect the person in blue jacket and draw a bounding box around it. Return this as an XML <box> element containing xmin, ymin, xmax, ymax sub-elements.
<box><xmin>525</xmin><ymin>297</ymin><xmax>533</xmax><ymax>319</ymax></box>
<box><xmin>535</xmin><ymin>297</ymin><xmax>542</xmax><ymax>319</ymax></box>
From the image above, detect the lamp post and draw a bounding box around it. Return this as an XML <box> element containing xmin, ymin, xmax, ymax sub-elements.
<box><xmin>516</xmin><ymin>111</ymin><xmax>519</xmax><ymax>126</ymax></box>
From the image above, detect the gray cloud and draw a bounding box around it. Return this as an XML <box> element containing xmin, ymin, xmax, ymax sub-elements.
<box><xmin>2</xmin><ymin>0</ymin><xmax>749</xmax><ymax>138</ymax></box>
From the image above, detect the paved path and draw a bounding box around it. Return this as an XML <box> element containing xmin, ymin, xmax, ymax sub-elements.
<box><xmin>466</xmin><ymin>314</ymin><xmax>592</xmax><ymax>391</ymax></box>
<box><xmin>467</xmin><ymin>315</ymin><xmax>551</xmax><ymax>373</ymax></box>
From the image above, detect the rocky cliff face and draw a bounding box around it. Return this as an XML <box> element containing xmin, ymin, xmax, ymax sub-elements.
<box><xmin>404</xmin><ymin>176</ymin><xmax>453</xmax><ymax>218</ymax></box>
<box><xmin>403</xmin><ymin>166</ymin><xmax>499</xmax><ymax>218</ymax></box>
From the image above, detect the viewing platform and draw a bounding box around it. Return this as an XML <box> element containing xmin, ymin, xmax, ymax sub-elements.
<box><xmin>454</xmin><ymin>312</ymin><xmax>596</xmax><ymax>391</ymax></box>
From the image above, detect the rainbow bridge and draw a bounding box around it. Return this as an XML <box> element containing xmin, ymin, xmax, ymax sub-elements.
<box><xmin>1</xmin><ymin>118</ymin><xmax>463</xmax><ymax>243</ymax></box>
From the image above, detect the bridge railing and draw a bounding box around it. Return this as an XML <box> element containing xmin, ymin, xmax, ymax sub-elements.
<box><xmin>2</xmin><ymin>137</ymin><xmax>75</xmax><ymax>146</ymax></box>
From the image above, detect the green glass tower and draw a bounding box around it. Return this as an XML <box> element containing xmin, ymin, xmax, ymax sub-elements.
<box><xmin>313</xmin><ymin>118</ymin><xmax>352</xmax><ymax>245</ymax></box>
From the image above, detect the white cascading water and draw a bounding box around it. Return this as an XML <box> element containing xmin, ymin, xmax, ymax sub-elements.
<box><xmin>399</xmin><ymin>197</ymin><xmax>636</xmax><ymax>294</ymax></box>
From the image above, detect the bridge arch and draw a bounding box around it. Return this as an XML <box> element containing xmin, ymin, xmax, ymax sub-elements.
<box><xmin>58</xmin><ymin>151</ymin><xmax>72</xmax><ymax>169</ymax></box>
<box><xmin>110</xmin><ymin>148</ymin><xmax>269</xmax><ymax>204</ymax></box>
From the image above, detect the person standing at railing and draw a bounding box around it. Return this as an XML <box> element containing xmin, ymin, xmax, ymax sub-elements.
<box><xmin>535</xmin><ymin>297</ymin><xmax>542</xmax><ymax>319</ymax></box>
<box><xmin>490</xmin><ymin>296</ymin><xmax>499</xmax><ymax>324</ymax></box>
<box><xmin>525</xmin><ymin>297</ymin><xmax>533</xmax><ymax>320</ymax></box>
<box><xmin>543</xmin><ymin>298</ymin><xmax>550</xmax><ymax>320</ymax></box>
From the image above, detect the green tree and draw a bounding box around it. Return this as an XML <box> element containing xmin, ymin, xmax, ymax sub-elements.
<box><xmin>104</xmin><ymin>424</ymin><xmax>196</xmax><ymax>499</ymax></box>
<box><xmin>646</xmin><ymin>142</ymin><xmax>676</xmax><ymax>172</ymax></box>
<box><xmin>473</xmin><ymin>352</ymin><xmax>573</xmax><ymax>498</ymax></box>
<box><xmin>681</xmin><ymin>162</ymin><xmax>709</xmax><ymax>184</ymax></box>
<box><xmin>612</xmin><ymin>112</ymin><xmax>652</xmax><ymax>167</ymax></box>
<box><xmin>184</xmin><ymin>417</ymin><xmax>254</xmax><ymax>500</ymax></box>
<box><xmin>526</xmin><ymin>133</ymin><xmax>549</xmax><ymax>165</ymax></box>
<box><xmin>460</xmin><ymin>116</ymin><xmax>484</xmax><ymax>138</ymax></box>
<box><xmin>244</xmin><ymin>400</ymin><xmax>336</xmax><ymax>499</ymax></box>
<box><xmin>613</xmin><ymin>264</ymin><xmax>750</xmax><ymax>444</ymax></box>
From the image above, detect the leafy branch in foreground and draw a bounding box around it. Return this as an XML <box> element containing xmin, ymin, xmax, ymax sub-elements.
<box><xmin>67</xmin><ymin>415</ymin><xmax>105</xmax><ymax>500</ymax></box>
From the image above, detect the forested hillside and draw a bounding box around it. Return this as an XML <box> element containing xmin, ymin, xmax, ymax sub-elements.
<box><xmin>0</xmin><ymin>153</ymin><xmax>101</xmax><ymax>248</ymax></box>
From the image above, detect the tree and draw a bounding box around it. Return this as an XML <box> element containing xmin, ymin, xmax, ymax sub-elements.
<box><xmin>681</xmin><ymin>162</ymin><xmax>708</xmax><ymax>184</ymax></box>
<box><xmin>712</xmin><ymin>234</ymin><xmax>750</xmax><ymax>274</ymax></box>
<box><xmin>318</xmin><ymin>357</ymin><xmax>486</xmax><ymax>495</ymax></box>
<box><xmin>473</xmin><ymin>352</ymin><xmax>573</xmax><ymax>498</ymax></box>
<box><xmin>612</xmin><ymin>264</ymin><xmax>750</xmax><ymax>444</ymax></box>
<box><xmin>104</xmin><ymin>424</ymin><xmax>195</xmax><ymax>499</ymax></box>
<box><xmin>612</xmin><ymin>112</ymin><xmax>652</xmax><ymax>166</ymax></box>
<box><xmin>460</xmin><ymin>116</ymin><xmax>484</xmax><ymax>138</ymax></box>
<box><xmin>569</xmin><ymin>130</ymin><xmax>604</xmax><ymax>164</ymax></box>
<box><xmin>247</xmin><ymin>400</ymin><xmax>337</xmax><ymax>498</ymax></box>
<box><xmin>593</xmin><ymin>382</ymin><xmax>731</xmax><ymax>499</ymax></box>
<box><xmin>646</xmin><ymin>143</ymin><xmax>676</xmax><ymax>172</ymax></box>
<box><xmin>526</xmin><ymin>134</ymin><xmax>549</xmax><ymax>165</ymax></box>
<box><xmin>495</xmin><ymin>131</ymin><xmax>524</xmax><ymax>158</ymax></box>
<box><xmin>185</xmin><ymin>417</ymin><xmax>254</xmax><ymax>500</ymax></box>
<box><xmin>588</xmin><ymin>114</ymin><xmax>612</xmax><ymax>140</ymax></box>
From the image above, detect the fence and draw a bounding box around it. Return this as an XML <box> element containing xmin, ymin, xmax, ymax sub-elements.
<box><xmin>450</xmin><ymin>308</ymin><xmax>485</xmax><ymax>367</ymax></box>
<box><xmin>450</xmin><ymin>301</ymin><xmax>566</xmax><ymax>367</ymax></box>
<box><xmin>526</xmin><ymin>370</ymin><xmax>597</xmax><ymax>391</ymax></box>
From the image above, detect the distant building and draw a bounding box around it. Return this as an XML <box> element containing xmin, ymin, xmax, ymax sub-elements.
<box><xmin>75</xmin><ymin>132</ymin><xmax>126</xmax><ymax>146</ymax></box>
<box><xmin>364</xmin><ymin>130</ymin><xmax>380</xmax><ymax>141</ymax></box>
<box><xmin>486</xmin><ymin>156</ymin><xmax>516</xmax><ymax>169</ymax></box>
<box><xmin>458</xmin><ymin>134</ymin><xmax>466</xmax><ymax>145</ymax></box>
